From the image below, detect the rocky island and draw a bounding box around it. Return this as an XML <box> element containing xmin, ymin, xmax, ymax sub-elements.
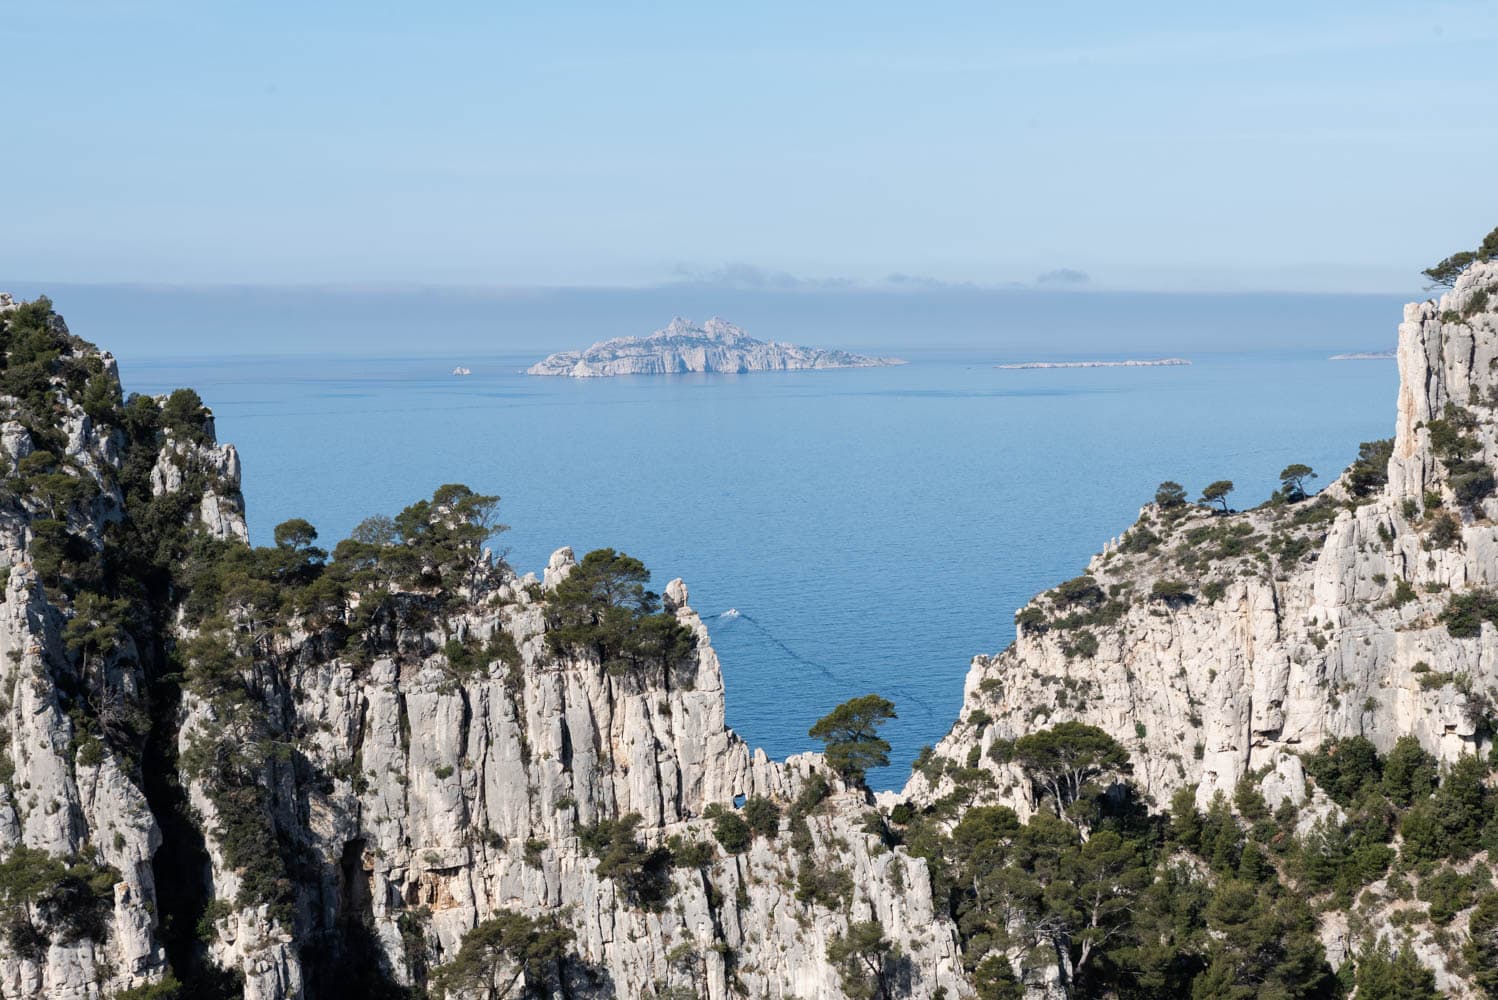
<box><xmin>0</xmin><ymin>249</ymin><xmax>1496</xmax><ymax>1000</ymax></box>
<box><xmin>526</xmin><ymin>316</ymin><xmax>905</xmax><ymax>377</ymax></box>
<box><xmin>1330</xmin><ymin>350</ymin><xmax>1397</xmax><ymax>360</ymax></box>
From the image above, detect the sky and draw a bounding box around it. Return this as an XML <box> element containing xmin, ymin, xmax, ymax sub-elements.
<box><xmin>3</xmin><ymin>2</ymin><xmax>1497</xmax><ymax>294</ymax></box>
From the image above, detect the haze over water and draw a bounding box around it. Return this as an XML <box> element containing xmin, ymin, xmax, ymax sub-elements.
<box><xmin>72</xmin><ymin>285</ymin><xmax>1404</xmax><ymax>787</ymax></box>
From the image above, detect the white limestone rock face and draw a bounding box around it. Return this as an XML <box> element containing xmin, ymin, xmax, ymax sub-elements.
<box><xmin>149</xmin><ymin>430</ymin><xmax>249</xmax><ymax>542</ymax></box>
<box><xmin>0</xmin><ymin>334</ymin><xmax>172</xmax><ymax>997</ymax></box>
<box><xmin>913</xmin><ymin>264</ymin><xmax>1498</xmax><ymax>814</ymax></box>
<box><xmin>527</xmin><ymin>316</ymin><xmax>907</xmax><ymax>377</ymax></box>
<box><xmin>0</xmin><ymin>293</ymin><xmax>955</xmax><ymax>999</ymax></box>
<box><xmin>898</xmin><ymin>269</ymin><xmax>1498</xmax><ymax>998</ymax></box>
<box><xmin>169</xmin><ymin>573</ymin><xmax>969</xmax><ymax>999</ymax></box>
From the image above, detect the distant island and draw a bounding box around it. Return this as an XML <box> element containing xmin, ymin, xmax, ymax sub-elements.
<box><xmin>995</xmin><ymin>358</ymin><xmax>1191</xmax><ymax>370</ymax></box>
<box><xmin>526</xmin><ymin>316</ymin><xmax>906</xmax><ymax>377</ymax></box>
<box><xmin>1329</xmin><ymin>351</ymin><xmax>1396</xmax><ymax>360</ymax></box>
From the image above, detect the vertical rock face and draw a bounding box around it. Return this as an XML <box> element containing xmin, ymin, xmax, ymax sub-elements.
<box><xmin>915</xmin><ymin>263</ymin><xmax>1498</xmax><ymax>813</ymax></box>
<box><xmin>0</xmin><ymin>294</ymin><xmax>967</xmax><ymax>998</ymax></box>
<box><xmin>0</xmin><ymin>299</ymin><xmax>190</xmax><ymax>997</ymax></box>
<box><xmin>908</xmin><ymin>264</ymin><xmax>1498</xmax><ymax>995</ymax></box>
<box><xmin>173</xmin><ymin>563</ymin><xmax>967</xmax><ymax>999</ymax></box>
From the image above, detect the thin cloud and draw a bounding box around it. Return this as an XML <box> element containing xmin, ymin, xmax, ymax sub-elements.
<box><xmin>669</xmin><ymin>263</ymin><xmax>993</xmax><ymax>292</ymax></box>
<box><xmin>1036</xmin><ymin>268</ymin><xmax>1091</xmax><ymax>287</ymax></box>
<box><xmin>668</xmin><ymin>263</ymin><xmax>856</xmax><ymax>291</ymax></box>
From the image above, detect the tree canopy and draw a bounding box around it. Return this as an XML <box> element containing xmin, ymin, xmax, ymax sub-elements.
<box><xmin>544</xmin><ymin>548</ymin><xmax>695</xmax><ymax>676</ymax></box>
<box><xmin>1154</xmin><ymin>481</ymin><xmax>1187</xmax><ymax>509</ymax></box>
<box><xmin>430</xmin><ymin>909</ymin><xmax>574</xmax><ymax>999</ymax></box>
<box><xmin>808</xmin><ymin>694</ymin><xmax>897</xmax><ymax>785</ymax></box>
<box><xmin>1000</xmin><ymin>722</ymin><xmax>1132</xmax><ymax>821</ymax></box>
<box><xmin>826</xmin><ymin>920</ymin><xmax>897</xmax><ymax>1000</ymax></box>
<box><xmin>1199</xmin><ymin>480</ymin><xmax>1234</xmax><ymax>512</ymax></box>
<box><xmin>1423</xmin><ymin>224</ymin><xmax>1498</xmax><ymax>287</ymax></box>
<box><xmin>1278</xmin><ymin>463</ymin><xmax>1316</xmax><ymax>501</ymax></box>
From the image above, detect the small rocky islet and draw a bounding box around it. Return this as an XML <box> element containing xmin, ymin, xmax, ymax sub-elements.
<box><xmin>526</xmin><ymin>316</ymin><xmax>906</xmax><ymax>377</ymax></box>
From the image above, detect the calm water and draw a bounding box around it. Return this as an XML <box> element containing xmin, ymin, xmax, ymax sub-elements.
<box><xmin>118</xmin><ymin>349</ymin><xmax>1397</xmax><ymax>787</ymax></box>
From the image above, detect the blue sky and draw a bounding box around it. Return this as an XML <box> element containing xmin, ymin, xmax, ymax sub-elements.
<box><xmin>4</xmin><ymin>2</ymin><xmax>1496</xmax><ymax>293</ymax></box>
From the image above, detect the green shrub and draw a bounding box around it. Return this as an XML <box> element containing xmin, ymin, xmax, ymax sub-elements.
<box><xmin>111</xmin><ymin>975</ymin><xmax>184</xmax><ymax>1000</ymax></box>
<box><xmin>1150</xmin><ymin>579</ymin><xmax>1193</xmax><ymax>604</ymax></box>
<box><xmin>1120</xmin><ymin>525</ymin><xmax>1160</xmax><ymax>553</ymax></box>
<box><xmin>1448</xmin><ymin>460</ymin><xmax>1495</xmax><ymax>508</ymax></box>
<box><xmin>577</xmin><ymin>813</ymin><xmax>674</xmax><ymax>909</ymax></box>
<box><xmin>1347</xmin><ymin>439</ymin><xmax>1394</xmax><ymax>497</ymax></box>
<box><xmin>704</xmin><ymin>804</ymin><xmax>752</xmax><ymax>853</ymax></box>
<box><xmin>1418</xmin><ymin>867</ymin><xmax>1475</xmax><ymax>925</ymax></box>
<box><xmin>1015</xmin><ymin>605</ymin><xmax>1049</xmax><ymax>635</ymax></box>
<box><xmin>74</xmin><ymin>736</ymin><xmax>105</xmax><ymax>768</ymax></box>
<box><xmin>160</xmin><ymin>388</ymin><xmax>211</xmax><ymax>443</ymax></box>
<box><xmin>1302</xmin><ymin>737</ymin><xmax>1381</xmax><ymax>806</ymax></box>
<box><xmin>1062</xmin><ymin>630</ymin><xmax>1099</xmax><ymax>659</ymax></box>
<box><xmin>0</xmin><ymin>845</ymin><xmax>119</xmax><ymax>957</ymax></box>
<box><xmin>1441</xmin><ymin>589</ymin><xmax>1498</xmax><ymax>638</ymax></box>
<box><xmin>1465</xmin><ymin>287</ymin><xmax>1491</xmax><ymax>319</ymax></box>
<box><xmin>742</xmin><ymin>796</ymin><xmax>781</xmax><ymax>839</ymax></box>
<box><xmin>1055</xmin><ymin>575</ymin><xmax>1103</xmax><ymax>607</ymax></box>
<box><xmin>1427</xmin><ymin>512</ymin><xmax>1461</xmax><ymax>549</ymax></box>
<box><xmin>666</xmin><ymin>835</ymin><xmax>715</xmax><ymax>868</ymax></box>
<box><xmin>795</xmin><ymin>860</ymin><xmax>853</xmax><ymax>909</ymax></box>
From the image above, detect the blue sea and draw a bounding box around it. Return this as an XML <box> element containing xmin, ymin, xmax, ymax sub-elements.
<box><xmin>113</xmin><ymin>342</ymin><xmax>1397</xmax><ymax>787</ymax></box>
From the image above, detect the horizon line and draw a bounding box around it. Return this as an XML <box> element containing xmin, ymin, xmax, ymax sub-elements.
<box><xmin>2</xmin><ymin>276</ymin><xmax>1424</xmax><ymax>300</ymax></box>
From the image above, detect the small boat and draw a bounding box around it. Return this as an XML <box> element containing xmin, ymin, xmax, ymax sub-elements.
<box><xmin>452</xmin><ymin>366</ymin><xmax>472</xmax><ymax>376</ymax></box>
<box><xmin>720</xmin><ymin>608</ymin><xmax>740</xmax><ymax>618</ymax></box>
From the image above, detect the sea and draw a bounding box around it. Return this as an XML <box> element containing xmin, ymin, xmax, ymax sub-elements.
<box><xmin>14</xmin><ymin>283</ymin><xmax>1406</xmax><ymax>787</ymax></box>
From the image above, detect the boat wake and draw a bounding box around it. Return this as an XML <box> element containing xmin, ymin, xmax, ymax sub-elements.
<box><xmin>709</xmin><ymin>609</ymin><xmax>936</xmax><ymax>727</ymax></box>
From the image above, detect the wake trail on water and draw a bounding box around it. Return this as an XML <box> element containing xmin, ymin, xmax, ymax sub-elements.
<box><xmin>710</xmin><ymin>610</ymin><xmax>937</xmax><ymax>727</ymax></box>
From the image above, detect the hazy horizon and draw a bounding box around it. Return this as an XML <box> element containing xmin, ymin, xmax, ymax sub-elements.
<box><xmin>2</xmin><ymin>280</ymin><xmax>1415</xmax><ymax>359</ymax></box>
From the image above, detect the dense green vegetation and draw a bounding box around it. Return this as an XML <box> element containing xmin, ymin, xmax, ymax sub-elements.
<box><xmin>0</xmin><ymin>846</ymin><xmax>119</xmax><ymax>961</ymax></box>
<box><xmin>428</xmin><ymin>910</ymin><xmax>574</xmax><ymax>999</ymax></box>
<box><xmin>576</xmin><ymin>813</ymin><xmax>675</xmax><ymax>910</ymax></box>
<box><xmin>544</xmin><ymin>548</ymin><xmax>695</xmax><ymax>678</ymax></box>
<box><xmin>897</xmin><ymin>720</ymin><xmax>1498</xmax><ymax>999</ymax></box>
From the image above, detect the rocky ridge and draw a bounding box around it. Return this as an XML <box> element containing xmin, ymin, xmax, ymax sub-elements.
<box><xmin>0</xmin><ymin>294</ymin><xmax>961</xmax><ymax>998</ymax></box>
<box><xmin>526</xmin><ymin>317</ymin><xmax>905</xmax><ymax>377</ymax></box>
<box><xmin>907</xmin><ymin>260</ymin><xmax>1498</xmax><ymax>995</ymax></box>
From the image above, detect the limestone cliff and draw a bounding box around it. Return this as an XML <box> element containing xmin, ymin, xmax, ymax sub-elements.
<box><xmin>526</xmin><ymin>317</ymin><xmax>905</xmax><ymax>377</ymax></box>
<box><xmin>0</xmin><ymin>293</ymin><xmax>962</xmax><ymax>999</ymax></box>
<box><xmin>909</xmin><ymin>261</ymin><xmax>1498</xmax><ymax>996</ymax></box>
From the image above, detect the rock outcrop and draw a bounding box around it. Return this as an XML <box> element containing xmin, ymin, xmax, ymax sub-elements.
<box><xmin>918</xmin><ymin>261</ymin><xmax>1498</xmax><ymax>807</ymax></box>
<box><xmin>0</xmin><ymin>294</ymin><xmax>960</xmax><ymax>998</ymax></box>
<box><xmin>908</xmin><ymin>261</ymin><xmax>1498</xmax><ymax>996</ymax></box>
<box><xmin>527</xmin><ymin>317</ymin><xmax>905</xmax><ymax>377</ymax></box>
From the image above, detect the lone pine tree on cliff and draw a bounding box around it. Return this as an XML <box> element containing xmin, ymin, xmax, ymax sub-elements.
<box><xmin>1423</xmin><ymin>224</ymin><xmax>1498</xmax><ymax>287</ymax></box>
